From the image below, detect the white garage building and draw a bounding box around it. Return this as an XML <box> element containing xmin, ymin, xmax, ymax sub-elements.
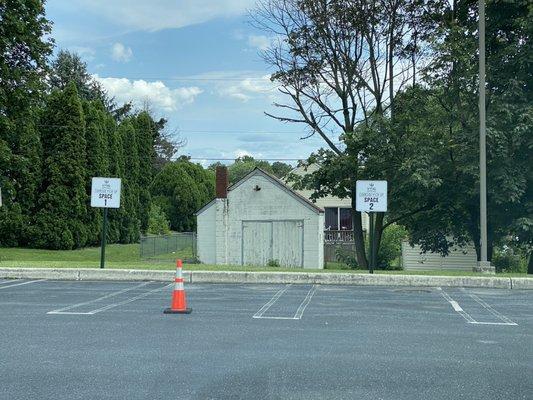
<box><xmin>196</xmin><ymin>167</ymin><xmax>324</xmax><ymax>269</ymax></box>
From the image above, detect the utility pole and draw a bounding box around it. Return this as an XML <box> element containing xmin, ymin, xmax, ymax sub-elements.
<box><xmin>476</xmin><ymin>0</ymin><xmax>494</xmax><ymax>273</ymax></box>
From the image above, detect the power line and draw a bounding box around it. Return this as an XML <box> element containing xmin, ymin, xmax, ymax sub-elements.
<box><xmin>96</xmin><ymin>76</ymin><xmax>274</xmax><ymax>82</ymax></box>
<box><xmin>185</xmin><ymin>157</ymin><xmax>303</xmax><ymax>161</ymax></box>
<box><xmin>35</xmin><ymin>124</ymin><xmax>323</xmax><ymax>136</ymax></box>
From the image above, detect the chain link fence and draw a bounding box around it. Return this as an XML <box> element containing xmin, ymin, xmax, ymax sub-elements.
<box><xmin>140</xmin><ymin>232</ymin><xmax>197</xmax><ymax>261</ymax></box>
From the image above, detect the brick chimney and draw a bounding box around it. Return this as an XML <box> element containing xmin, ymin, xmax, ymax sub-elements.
<box><xmin>215</xmin><ymin>166</ymin><xmax>229</xmax><ymax>198</ymax></box>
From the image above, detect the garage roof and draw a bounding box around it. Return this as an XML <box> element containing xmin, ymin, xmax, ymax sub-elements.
<box><xmin>196</xmin><ymin>167</ymin><xmax>324</xmax><ymax>215</ymax></box>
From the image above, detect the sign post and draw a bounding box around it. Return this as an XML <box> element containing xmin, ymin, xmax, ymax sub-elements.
<box><xmin>356</xmin><ymin>180</ymin><xmax>388</xmax><ymax>274</ymax></box>
<box><xmin>91</xmin><ymin>177</ymin><xmax>121</xmax><ymax>269</ymax></box>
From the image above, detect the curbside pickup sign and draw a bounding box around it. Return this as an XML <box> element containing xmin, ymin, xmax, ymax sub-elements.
<box><xmin>91</xmin><ymin>177</ymin><xmax>121</xmax><ymax>208</ymax></box>
<box><xmin>356</xmin><ymin>180</ymin><xmax>388</xmax><ymax>212</ymax></box>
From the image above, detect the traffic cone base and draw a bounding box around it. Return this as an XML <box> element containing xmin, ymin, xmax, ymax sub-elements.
<box><xmin>163</xmin><ymin>307</ymin><xmax>192</xmax><ymax>314</ymax></box>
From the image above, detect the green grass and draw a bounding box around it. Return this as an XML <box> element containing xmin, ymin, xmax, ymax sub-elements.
<box><xmin>0</xmin><ymin>245</ymin><xmax>529</xmax><ymax>277</ymax></box>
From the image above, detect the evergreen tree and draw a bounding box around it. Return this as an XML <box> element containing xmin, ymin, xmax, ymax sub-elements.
<box><xmin>151</xmin><ymin>161</ymin><xmax>214</xmax><ymax>231</ymax></box>
<box><xmin>83</xmin><ymin>100</ymin><xmax>109</xmax><ymax>245</ymax></box>
<box><xmin>50</xmin><ymin>49</ymin><xmax>112</xmax><ymax>108</ymax></box>
<box><xmin>32</xmin><ymin>83</ymin><xmax>88</xmax><ymax>249</ymax></box>
<box><xmin>134</xmin><ymin>112</ymin><xmax>156</xmax><ymax>234</ymax></box>
<box><xmin>0</xmin><ymin>0</ymin><xmax>52</xmax><ymax>246</ymax></box>
<box><xmin>118</xmin><ymin>119</ymin><xmax>140</xmax><ymax>243</ymax></box>
<box><xmin>106</xmin><ymin>116</ymin><xmax>124</xmax><ymax>244</ymax></box>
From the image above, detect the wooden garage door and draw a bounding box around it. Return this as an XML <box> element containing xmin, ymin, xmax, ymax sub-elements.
<box><xmin>242</xmin><ymin>220</ymin><xmax>303</xmax><ymax>267</ymax></box>
<box><xmin>242</xmin><ymin>221</ymin><xmax>272</xmax><ymax>266</ymax></box>
<box><xmin>272</xmin><ymin>221</ymin><xmax>303</xmax><ymax>267</ymax></box>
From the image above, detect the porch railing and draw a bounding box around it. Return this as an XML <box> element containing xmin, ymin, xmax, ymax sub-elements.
<box><xmin>324</xmin><ymin>230</ymin><xmax>354</xmax><ymax>243</ymax></box>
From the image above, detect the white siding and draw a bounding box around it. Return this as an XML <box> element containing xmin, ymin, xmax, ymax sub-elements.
<box><xmin>196</xmin><ymin>170</ymin><xmax>324</xmax><ymax>269</ymax></box>
<box><xmin>196</xmin><ymin>202</ymin><xmax>216</xmax><ymax>264</ymax></box>
<box><xmin>228</xmin><ymin>173</ymin><xmax>323</xmax><ymax>269</ymax></box>
<box><xmin>214</xmin><ymin>199</ymin><xmax>228</xmax><ymax>265</ymax></box>
<box><xmin>402</xmin><ymin>242</ymin><xmax>478</xmax><ymax>271</ymax></box>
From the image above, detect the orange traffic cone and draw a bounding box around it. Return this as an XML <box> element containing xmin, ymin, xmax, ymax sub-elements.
<box><xmin>163</xmin><ymin>259</ymin><xmax>192</xmax><ymax>314</ymax></box>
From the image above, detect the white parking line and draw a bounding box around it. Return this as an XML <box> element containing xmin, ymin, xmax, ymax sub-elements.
<box><xmin>47</xmin><ymin>281</ymin><xmax>151</xmax><ymax>315</ymax></box>
<box><xmin>0</xmin><ymin>279</ymin><xmax>45</xmax><ymax>290</ymax></box>
<box><xmin>253</xmin><ymin>285</ymin><xmax>317</xmax><ymax>320</ymax></box>
<box><xmin>87</xmin><ymin>283</ymin><xmax>172</xmax><ymax>314</ymax></box>
<box><xmin>467</xmin><ymin>292</ymin><xmax>517</xmax><ymax>326</ymax></box>
<box><xmin>293</xmin><ymin>285</ymin><xmax>317</xmax><ymax>319</ymax></box>
<box><xmin>438</xmin><ymin>288</ymin><xmax>476</xmax><ymax>323</ymax></box>
<box><xmin>437</xmin><ymin>287</ymin><xmax>518</xmax><ymax>326</ymax></box>
<box><xmin>253</xmin><ymin>284</ymin><xmax>292</xmax><ymax>319</ymax></box>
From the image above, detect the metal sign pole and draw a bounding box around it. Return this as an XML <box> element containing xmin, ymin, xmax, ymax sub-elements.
<box><xmin>100</xmin><ymin>207</ymin><xmax>108</xmax><ymax>269</ymax></box>
<box><xmin>369</xmin><ymin>212</ymin><xmax>375</xmax><ymax>274</ymax></box>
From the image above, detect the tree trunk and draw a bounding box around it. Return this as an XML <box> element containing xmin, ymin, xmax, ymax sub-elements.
<box><xmin>528</xmin><ymin>252</ymin><xmax>533</xmax><ymax>275</ymax></box>
<box><xmin>351</xmin><ymin>189</ymin><xmax>368</xmax><ymax>268</ymax></box>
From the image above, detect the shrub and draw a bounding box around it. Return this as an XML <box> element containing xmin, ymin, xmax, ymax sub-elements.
<box><xmin>267</xmin><ymin>259</ymin><xmax>281</xmax><ymax>268</ymax></box>
<box><xmin>376</xmin><ymin>224</ymin><xmax>408</xmax><ymax>270</ymax></box>
<box><xmin>335</xmin><ymin>247</ymin><xmax>360</xmax><ymax>269</ymax></box>
<box><xmin>493</xmin><ymin>248</ymin><xmax>525</xmax><ymax>273</ymax></box>
<box><xmin>147</xmin><ymin>204</ymin><xmax>170</xmax><ymax>235</ymax></box>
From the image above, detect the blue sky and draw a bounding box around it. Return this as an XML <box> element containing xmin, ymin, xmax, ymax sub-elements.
<box><xmin>46</xmin><ymin>0</ymin><xmax>327</xmax><ymax>165</ymax></box>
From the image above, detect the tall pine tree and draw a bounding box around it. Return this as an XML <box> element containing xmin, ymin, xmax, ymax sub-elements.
<box><xmin>83</xmin><ymin>100</ymin><xmax>109</xmax><ymax>245</ymax></box>
<box><xmin>32</xmin><ymin>83</ymin><xmax>88</xmax><ymax>249</ymax></box>
<box><xmin>0</xmin><ymin>0</ymin><xmax>52</xmax><ymax>246</ymax></box>
<box><xmin>134</xmin><ymin>112</ymin><xmax>156</xmax><ymax>234</ymax></box>
<box><xmin>106</xmin><ymin>115</ymin><xmax>123</xmax><ymax>244</ymax></box>
<box><xmin>119</xmin><ymin>119</ymin><xmax>140</xmax><ymax>243</ymax></box>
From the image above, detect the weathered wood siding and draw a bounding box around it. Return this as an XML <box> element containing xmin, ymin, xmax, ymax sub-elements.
<box><xmin>196</xmin><ymin>202</ymin><xmax>216</xmax><ymax>264</ymax></box>
<box><xmin>402</xmin><ymin>242</ymin><xmax>478</xmax><ymax>271</ymax></box>
<box><xmin>230</xmin><ymin>173</ymin><xmax>323</xmax><ymax>268</ymax></box>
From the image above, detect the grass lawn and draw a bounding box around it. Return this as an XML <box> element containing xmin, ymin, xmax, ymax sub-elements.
<box><xmin>0</xmin><ymin>245</ymin><xmax>528</xmax><ymax>277</ymax></box>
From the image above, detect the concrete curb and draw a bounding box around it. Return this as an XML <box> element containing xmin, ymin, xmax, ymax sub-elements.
<box><xmin>1</xmin><ymin>267</ymin><xmax>531</xmax><ymax>289</ymax></box>
<box><xmin>510</xmin><ymin>277</ymin><xmax>533</xmax><ymax>290</ymax></box>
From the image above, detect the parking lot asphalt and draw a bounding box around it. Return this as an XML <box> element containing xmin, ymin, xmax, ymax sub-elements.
<box><xmin>1</xmin><ymin>279</ymin><xmax>532</xmax><ymax>400</ymax></box>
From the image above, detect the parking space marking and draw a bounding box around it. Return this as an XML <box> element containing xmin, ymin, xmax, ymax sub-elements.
<box><xmin>438</xmin><ymin>288</ymin><xmax>476</xmax><ymax>323</ymax></box>
<box><xmin>253</xmin><ymin>285</ymin><xmax>317</xmax><ymax>320</ymax></box>
<box><xmin>87</xmin><ymin>283</ymin><xmax>171</xmax><ymax>314</ymax></box>
<box><xmin>252</xmin><ymin>284</ymin><xmax>292</xmax><ymax>319</ymax></box>
<box><xmin>466</xmin><ymin>292</ymin><xmax>517</xmax><ymax>325</ymax></box>
<box><xmin>293</xmin><ymin>285</ymin><xmax>318</xmax><ymax>319</ymax></box>
<box><xmin>47</xmin><ymin>281</ymin><xmax>151</xmax><ymax>315</ymax></box>
<box><xmin>0</xmin><ymin>279</ymin><xmax>45</xmax><ymax>290</ymax></box>
<box><xmin>438</xmin><ymin>287</ymin><xmax>517</xmax><ymax>326</ymax></box>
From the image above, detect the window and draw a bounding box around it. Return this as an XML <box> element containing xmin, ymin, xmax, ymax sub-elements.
<box><xmin>325</xmin><ymin>207</ymin><xmax>352</xmax><ymax>231</ymax></box>
<box><xmin>325</xmin><ymin>208</ymin><xmax>338</xmax><ymax>230</ymax></box>
<box><xmin>339</xmin><ymin>208</ymin><xmax>352</xmax><ymax>230</ymax></box>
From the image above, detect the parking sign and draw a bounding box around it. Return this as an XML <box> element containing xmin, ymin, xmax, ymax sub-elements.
<box><xmin>91</xmin><ymin>177</ymin><xmax>121</xmax><ymax>208</ymax></box>
<box><xmin>356</xmin><ymin>180</ymin><xmax>387</xmax><ymax>212</ymax></box>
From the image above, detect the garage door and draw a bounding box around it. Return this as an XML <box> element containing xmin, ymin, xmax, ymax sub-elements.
<box><xmin>242</xmin><ymin>220</ymin><xmax>303</xmax><ymax>267</ymax></box>
<box><xmin>242</xmin><ymin>221</ymin><xmax>272</xmax><ymax>267</ymax></box>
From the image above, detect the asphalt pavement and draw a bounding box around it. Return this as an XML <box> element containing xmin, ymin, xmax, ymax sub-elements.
<box><xmin>1</xmin><ymin>279</ymin><xmax>532</xmax><ymax>400</ymax></box>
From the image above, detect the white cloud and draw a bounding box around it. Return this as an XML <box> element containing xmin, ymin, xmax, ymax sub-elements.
<box><xmin>68</xmin><ymin>46</ymin><xmax>96</xmax><ymax>61</ymax></box>
<box><xmin>111</xmin><ymin>42</ymin><xmax>133</xmax><ymax>62</ymax></box>
<box><xmin>93</xmin><ymin>75</ymin><xmax>202</xmax><ymax>111</ymax></box>
<box><xmin>172</xmin><ymin>71</ymin><xmax>278</xmax><ymax>103</ymax></box>
<box><xmin>247</xmin><ymin>35</ymin><xmax>273</xmax><ymax>51</ymax></box>
<box><xmin>79</xmin><ymin>0</ymin><xmax>255</xmax><ymax>32</ymax></box>
<box><xmin>234</xmin><ymin>149</ymin><xmax>255</xmax><ymax>158</ymax></box>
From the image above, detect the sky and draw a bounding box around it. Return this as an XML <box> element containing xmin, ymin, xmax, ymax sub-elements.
<box><xmin>45</xmin><ymin>0</ymin><xmax>328</xmax><ymax>166</ymax></box>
